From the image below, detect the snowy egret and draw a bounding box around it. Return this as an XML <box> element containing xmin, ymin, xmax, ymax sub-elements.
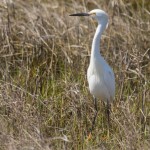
<box><xmin>70</xmin><ymin>9</ymin><xmax>115</xmax><ymax>133</ymax></box>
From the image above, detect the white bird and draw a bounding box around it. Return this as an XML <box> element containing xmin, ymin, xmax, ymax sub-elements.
<box><xmin>70</xmin><ymin>9</ymin><xmax>115</xmax><ymax>133</ymax></box>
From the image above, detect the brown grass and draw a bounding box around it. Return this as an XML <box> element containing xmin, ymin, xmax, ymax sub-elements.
<box><xmin>0</xmin><ymin>0</ymin><xmax>150</xmax><ymax>149</ymax></box>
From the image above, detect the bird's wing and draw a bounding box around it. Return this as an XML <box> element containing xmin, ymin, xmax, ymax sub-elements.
<box><xmin>103</xmin><ymin>66</ymin><xmax>115</xmax><ymax>101</ymax></box>
<box><xmin>87</xmin><ymin>64</ymin><xmax>94</xmax><ymax>84</ymax></box>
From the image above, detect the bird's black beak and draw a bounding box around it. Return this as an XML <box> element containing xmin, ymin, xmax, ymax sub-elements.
<box><xmin>69</xmin><ymin>13</ymin><xmax>89</xmax><ymax>16</ymax></box>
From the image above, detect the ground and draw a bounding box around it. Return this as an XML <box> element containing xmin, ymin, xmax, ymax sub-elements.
<box><xmin>0</xmin><ymin>0</ymin><xmax>149</xmax><ymax>149</ymax></box>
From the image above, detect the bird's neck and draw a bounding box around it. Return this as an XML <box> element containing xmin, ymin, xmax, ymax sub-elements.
<box><xmin>91</xmin><ymin>22</ymin><xmax>107</xmax><ymax>58</ymax></box>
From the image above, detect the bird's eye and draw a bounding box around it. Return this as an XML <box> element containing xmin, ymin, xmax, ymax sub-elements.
<box><xmin>90</xmin><ymin>12</ymin><xmax>96</xmax><ymax>16</ymax></box>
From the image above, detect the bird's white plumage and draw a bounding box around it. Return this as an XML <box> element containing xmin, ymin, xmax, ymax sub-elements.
<box><xmin>87</xmin><ymin>56</ymin><xmax>115</xmax><ymax>102</ymax></box>
<box><xmin>87</xmin><ymin>9</ymin><xmax>115</xmax><ymax>103</ymax></box>
<box><xmin>70</xmin><ymin>9</ymin><xmax>115</xmax><ymax>132</ymax></box>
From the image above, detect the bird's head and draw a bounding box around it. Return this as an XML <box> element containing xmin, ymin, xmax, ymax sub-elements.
<box><xmin>70</xmin><ymin>9</ymin><xmax>108</xmax><ymax>25</ymax></box>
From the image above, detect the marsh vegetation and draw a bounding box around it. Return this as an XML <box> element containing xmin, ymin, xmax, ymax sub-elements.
<box><xmin>0</xmin><ymin>0</ymin><xmax>149</xmax><ymax>149</ymax></box>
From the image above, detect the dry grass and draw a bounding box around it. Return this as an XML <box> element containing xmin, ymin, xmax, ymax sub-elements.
<box><xmin>0</xmin><ymin>0</ymin><xmax>150</xmax><ymax>149</ymax></box>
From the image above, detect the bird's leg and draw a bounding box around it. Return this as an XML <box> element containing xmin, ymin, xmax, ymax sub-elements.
<box><xmin>91</xmin><ymin>97</ymin><xmax>98</xmax><ymax>132</ymax></box>
<box><xmin>106</xmin><ymin>99</ymin><xmax>110</xmax><ymax>137</ymax></box>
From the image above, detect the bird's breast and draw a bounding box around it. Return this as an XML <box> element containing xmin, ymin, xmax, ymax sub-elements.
<box><xmin>88</xmin><ymin>74</ymin><xmax>109</xmax><ymax>101</ymax></box>
<box><xmin>87</xmin><ymin>59</ymin><xmax>114</xmax><ymax>101</ymax></box>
